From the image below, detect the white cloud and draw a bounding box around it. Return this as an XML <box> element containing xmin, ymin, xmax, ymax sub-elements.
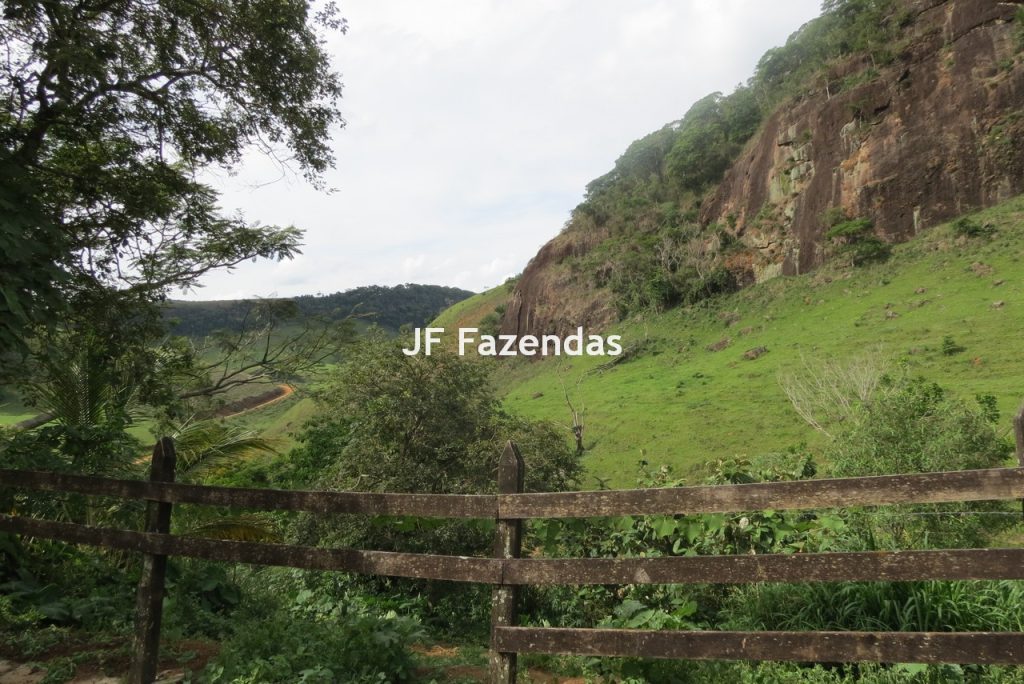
<box><xmin>189</xmin><ymin>0</ymin><xmax>821</xmax><ymax>300</ymax></box>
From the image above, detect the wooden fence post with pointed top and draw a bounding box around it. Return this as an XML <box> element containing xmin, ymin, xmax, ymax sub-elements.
<box><xmin>490</xmin><ymin>441</ymin><xmax>524</xmax><ymax>684</ymax></box>
<box><xmin>1015</xmin><ymin>404</ymin><xmax>1024</xmax><ymax>519</ymax></box>
<box><xmin>128</xmin><ymin>437</ymin><xmax>177</xmax><ymax>684</ymax></box>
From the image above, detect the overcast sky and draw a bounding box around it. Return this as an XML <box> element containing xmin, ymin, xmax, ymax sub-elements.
<box><xmin>190</xmin><ymin>0</ymin><xmax>823</xmax><ymax>301</ymax></box>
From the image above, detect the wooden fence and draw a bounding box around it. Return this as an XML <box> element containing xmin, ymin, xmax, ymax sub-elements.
<box><xmin>0</xmin><ymin>406</ymin><xmax>1022</xmax><ymax>683</ymax></box>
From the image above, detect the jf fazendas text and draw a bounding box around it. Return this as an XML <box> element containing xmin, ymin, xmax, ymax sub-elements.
<box><xmin>403</xmin><ymin>327</ymin><xmax>623</xmax><ymax>357</ymax></box>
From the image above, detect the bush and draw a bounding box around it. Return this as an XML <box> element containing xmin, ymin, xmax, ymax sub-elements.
<box><xmin>202</xmin><ymin>608</ymin><xmax>424</xmax><ymax>684</ymax></box>
<box><xmin>825</xmin><ymin>217</ymin><xmax>873</xmax><ymax>239</ymax></box>
<box><xmin>826</xmin><ymin>379</ymin><xmax>1013</xmax><ymax>549</ymax></box>
<box><xmin>825</xmin><ymin>217</ymin><xmax>890</xmax><ymax>266</ymax></box>
<box><xmin>952</xmin><ymin>216</ymin><xmax>995</xmax><ymax>239</ymax></box>
<box><xmin>941</xmin><ymin>335</ymin><xmax>966</xmax><ymax>356</ymax></box>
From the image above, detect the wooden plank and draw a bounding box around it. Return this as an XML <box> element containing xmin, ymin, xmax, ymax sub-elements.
<box><xmin>0</xmin><ymin>468</ymin><xmax>496</xmax><ymax>518</ymax></box>
<box><xmin>505</xmin><ymin>548</ymin><xmax>1024</xmax><ymax>585</ymax></box>
<box><xmin>128</xmin><ymin>437</ymin><xmax>176</xmax><ymax>684</ymax></box>
<box><xmin>1016</xmin><ymin>404</ymin><xmax>1024</xmax><ymax>465</ymax></box>
<box><xmin>0</xmin><ymin>514</ymin><xmax>501</xmax><ymax>584</ymax></box>
<box><xmin>493</xmin><ymin>627</ymin><xmax>1024</xmax><ymax>664</ymax></box>
<box><xmin>1016</xmin><ymin>404</ymin><xmax>1024</xmax><ymax>519</ymax></box>
<box><xmin>490</xmin><ymin>442</ymin><xmax>524</xmax><ymax>684</ymax></box>
<box><xmin>500</xmin><ymin>467</ymin><xmax>1024</xmax><ymax>518</ymax></box>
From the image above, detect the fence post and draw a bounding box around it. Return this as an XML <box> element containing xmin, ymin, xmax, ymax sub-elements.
<box><xmin>128</xmin><ymin>437</ymin><xmax>177</xmax><ymax>684</ymax></box>
<box><xmin>490</xmin><ymin>441</ymin><xmax>524</xmax><ymax>684</ymax></box>
<box><xmin>1015</xmin><ymin>404</ymin><xmax>1024</xmax><ymax>518</ymax></box>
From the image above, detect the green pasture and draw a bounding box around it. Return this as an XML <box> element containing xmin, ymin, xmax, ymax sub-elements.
<box><xmin>497</xmin><ymin>196</ymin><xmax>1024</xmax><ymax>487</ymax></box>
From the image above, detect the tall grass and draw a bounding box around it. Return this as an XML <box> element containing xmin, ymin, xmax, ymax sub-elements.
<box><xmin>723</xmin><ymin>580</ymin><xmax>1024</xmax><ymax>632</ymax></box>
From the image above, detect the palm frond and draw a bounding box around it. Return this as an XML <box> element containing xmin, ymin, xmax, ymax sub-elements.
<box><xmin>169</xmin><ymin>419</ymin><xmax>279</xmax><ymax>479</ymax></box>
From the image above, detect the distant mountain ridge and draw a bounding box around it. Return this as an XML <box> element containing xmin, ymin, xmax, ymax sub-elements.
<box><xmin>165</xmin><ymin>283</ymin><xmax>474</xmax><ymax>338</ymax></box>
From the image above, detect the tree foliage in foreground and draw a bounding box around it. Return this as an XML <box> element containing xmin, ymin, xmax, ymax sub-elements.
<box><xmin>313</xmin><ymin>333</ymin><xmax>580</xmax><ymax>495</ymax></box>
<box><xmin>283</xmin><ymin>332</ymin><xmax>580</xmax><ymax>558</ymax></box>
<box><xmin>0</xmin><ymin>0</ymin><xmax>344</xmax><ymax>354</ymax></box>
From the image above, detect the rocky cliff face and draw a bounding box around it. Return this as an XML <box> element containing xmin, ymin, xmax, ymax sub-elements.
<box><xmin>705</xmin><ymin>0</ymin><xmax>1024</xmax><ymax>280</ymax></box>
<box><xmin>502</xmin><ymin>0</ymin><xmax>1024</xmax><ymax>338</ymax></box>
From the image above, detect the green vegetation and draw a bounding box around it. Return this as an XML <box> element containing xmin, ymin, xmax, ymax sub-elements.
<box><xmin>168</xmin><ymin>284</ymin><xmax>474</xmax><ymax>338</ymax></box>
<box><xmin>0</xmin><ymin>0</ymin><xmax>344</xmax><ymax>357</ymax></box>
<box><xmin>281</xmin><ymin>334</ymin><xmax>580</xmax><ymax>590</ymax></box>
<box><xmin>512</xmin><ymin>382</ymin><xmax>1019</xmax><ymax>681</ymax></box>
<box><xmin>4</xmin><ymin>0</ymin><xmax>1024</xmax><ymax>681</ymax></box>
<box><xmin>552</xmin><ymin>0</ymin><xmax>909</xmax><ymax>318</ymax></box>
<box><xmin>431</xmin><ymin>280</ymin><xmax>514</xmax><ymax>330</ymax></box>
<box><xmin>825</xmin><ymin>213</ymin><xmax>890</xmax><ymax>266</ymax></box>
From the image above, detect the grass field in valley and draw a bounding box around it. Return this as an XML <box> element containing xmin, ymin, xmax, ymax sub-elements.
<box><xmin>491</xmin><ymin>196</ymin><xmax>1024</xmax><ymax>488</ymax></box>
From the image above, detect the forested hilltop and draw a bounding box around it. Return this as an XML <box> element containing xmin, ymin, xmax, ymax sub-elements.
<box><xmin>165</xmin><ymin>284</ymin><xmax>474</xmax><ymax>338</ymax></box>
<box><xmin>500</xmin><ymin>0</ymin><xmax>1024</xmax><ymax>338</ymax></box>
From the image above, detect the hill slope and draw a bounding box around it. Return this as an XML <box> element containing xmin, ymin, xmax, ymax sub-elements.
<box><xmin>499</xmin><ymin>0</ymin><xmax>1024</xmax><ymax>340</ymax></box>
<box><xmin>492</xmin><ymin>195</ymin><xmax>1024</xmax><ymax>487</ymax></box>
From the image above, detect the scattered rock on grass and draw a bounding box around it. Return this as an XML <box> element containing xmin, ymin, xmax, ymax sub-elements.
<box><xmin>706</xmin><ymin>337</ymin><xmax>732</xmax><ymax>352</ymax></box>
<box><xmin>743</xmin><ymin>346</ymin><xmax>768</xmax><ymax>360</ymax></box>
<box><xmin>970</xmin><ymin>261</ymin><xmax>994</xmax><ymax>276</ymax></box>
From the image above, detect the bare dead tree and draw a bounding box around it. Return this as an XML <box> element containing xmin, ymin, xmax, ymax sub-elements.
<box><xmin>778</xmin><ymin>349</ymin><xmax>901</xmax><ymax>439</ymax></box>
<box><xmin>558</xmin><ymin>364</ymin><xmax>587</xmax><ymax>456</ymax></box>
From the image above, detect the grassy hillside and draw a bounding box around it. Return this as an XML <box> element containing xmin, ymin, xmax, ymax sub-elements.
<box><xmin>0</xmin><ymin>387</ymin><xmax>33</xmax><ymax>426</ymax></box>
<box><xmin>430</xmin><ymin>282</ymin><xmax>509</xmax><ymax>330</ymax></box>
<box><xmin>489</xmin><ymin>195</ymin><xmax>1024</xmax><ymax>488</ymax></box>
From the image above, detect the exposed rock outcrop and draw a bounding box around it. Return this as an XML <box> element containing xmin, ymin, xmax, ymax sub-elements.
<box><xmin>704</xmin><ymin>0</ymin><xmax>1024</xmax><ymax>279</ymax></box>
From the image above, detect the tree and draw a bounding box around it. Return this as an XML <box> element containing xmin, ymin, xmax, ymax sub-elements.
<box><xmin>173</xmin><ymin>298</ymin><xmax>355</xmax><ymax>402</ymax></box>
<box><xmin>289</xmin><ymin>332</ymin><xmax>581</xmax><ymax>558</ymax></box>
<box><xmin>665</xmin><ymin>88</ymin><xmax>761</xmax><ymax>194</ymax></box>
<box><xmin>0</xmin><ymin>0</ymin><xmax>346</xmax><ymax>353</ymax></box>
<box><xmin>311</xmin><ymin>332</ymin><xmax>580</xmax><ymax>497</ymax></box>
<box><xmin>827</xmin><ymin>379</ymin><xmax>1013</xmax><ymax>549</ymax></box>
<box><xmin>778</xmin><ymin>351</ymin><xmax>901</xmax><ymax>439</ymax></box>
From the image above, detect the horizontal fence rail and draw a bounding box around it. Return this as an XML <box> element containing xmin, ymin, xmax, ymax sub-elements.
<box><xmin>499</xmin><ymin>467</ymin><xmax>1024</xmax><ymax>518</ymax></box>
<box><xmin>5</xmin><ymin>511</ymin><xmax>1024</xmax><ymax>586</ymax></box>
<box><xmin>504</xmin><ymin>548</ymin><xmax>1024</xmax><ymax>585</ymax></box>
<box><xmin>0</xmin><ymin>514</ymin><xmax>500</xmax><ymax>583</ymax></box>
<box><xmin>3</xmin><ymin>415</ymin><xmax>1024</xmax><ymax>682</ymax></box>
<box><xmin>6</xmin><ymin>466</ymin><xmax>1024</xmax><ymax>520</ymax></box>
<box><xmin>0</xmin><ymin>468</ymin><xmax>496</xmax><ymax>518</ymax></box>
<box><xmin>493</xmin><ymin>628</ymin><xmax>1024</xmax><ymax>665</ymax></box>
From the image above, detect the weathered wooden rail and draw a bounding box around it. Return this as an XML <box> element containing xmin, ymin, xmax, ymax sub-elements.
<box><xmin>0</xmin><ymin>406</ymin><xmax>1022</xmax><ymax>682</ymax></box>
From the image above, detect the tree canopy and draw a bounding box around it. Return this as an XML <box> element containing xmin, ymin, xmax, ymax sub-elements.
<box><xmin>0</xmin><ymin>0</ymin><xmax>346</xmax><ymax>352</ymax></box>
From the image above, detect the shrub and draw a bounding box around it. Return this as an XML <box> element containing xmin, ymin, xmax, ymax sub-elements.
<box><xmin>825</xmin><ymin>217</ymin><xmax>890</xmax><ymax>266</ymax></box>
<box><xmin>941</xmin><ymin>335</ymin><xmax>966</xmax><ymax>356</ymax></box>
<box><xmin>826</xmin><ymin>379</ymin><xmax>1013</xmax><ymax>549</ymax></box>
<box><xmin>952</xmin><ymin>216</ymin><xmax>995</xmax><ymax>239</ymax></box>
<box><xmin>202</xmin><ymin>608</ymin><xmax>424</xmax><ymax>684</ymax></box>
